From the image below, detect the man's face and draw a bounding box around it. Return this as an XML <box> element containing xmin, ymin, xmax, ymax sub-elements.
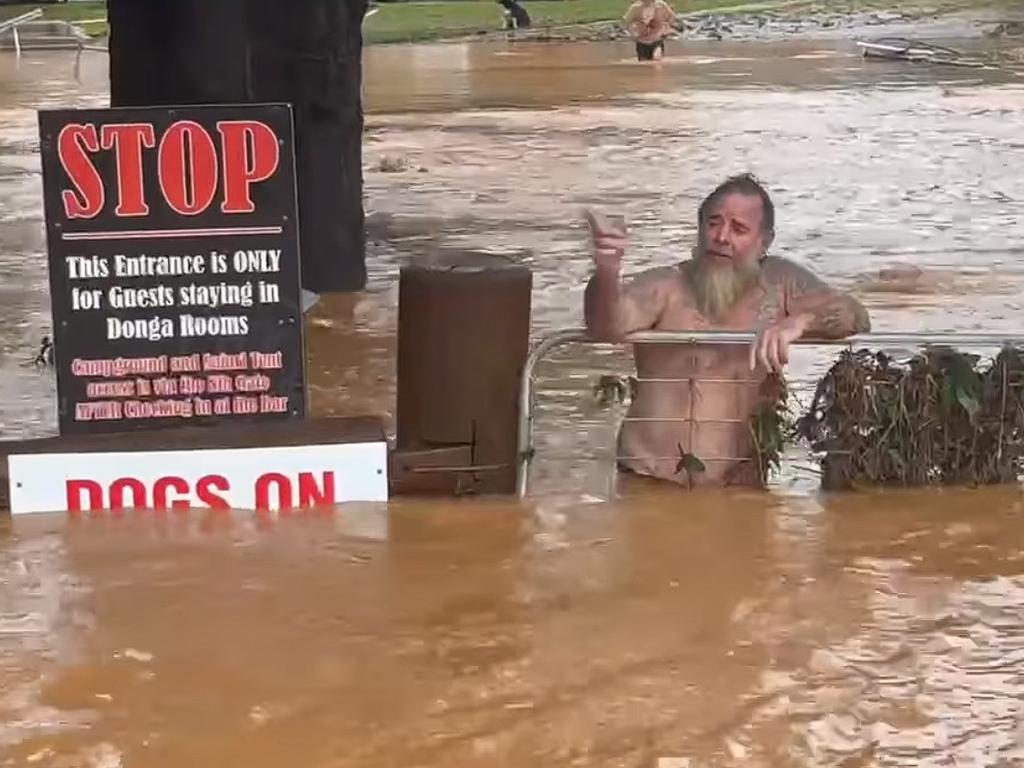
<box><xmin>697</xmin><ymin>191</ymin><xmax>771</xmax><ymax>271</ymax></box>
<box><xmin>689</xmin><ymin>191</ymin><xmax>773</xmax><ymax>321</ymax></box>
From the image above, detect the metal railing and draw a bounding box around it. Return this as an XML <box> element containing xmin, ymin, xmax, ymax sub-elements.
<box><xmin>0</xmin><ymin>9</ymin><xmax>43</xmax><ymax>55</ymax></box>
<box><xmin>516</xmin><ymin>328</ymin><xmax>1024</xmax><ymax>497</ymax></box>
<box><xmin>0</xmin><ymin>10</ymin><xmax>103</xmax><ymax>57</ymax></box>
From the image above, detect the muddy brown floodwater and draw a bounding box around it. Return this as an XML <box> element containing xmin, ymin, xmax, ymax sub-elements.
<box><xmin>2</xmin><ymin>35</ymin><xmax>1024</xmax><ymax>767</ymax></box>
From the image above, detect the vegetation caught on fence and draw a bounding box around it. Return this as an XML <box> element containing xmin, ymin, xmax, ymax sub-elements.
<box><xmin>796</xmin><ymin>346</ymin><xmax>1024</xmax><ymax>490</ymax></box>
<box><xmin>593</xmin><ymin>345</ymin><xmax>1024</xmax><ymax>490</ymax></box>
<box><xmin>749</xmin><ymin>372</ymin><xmax>789</xmax><ymax>487</ymax></box>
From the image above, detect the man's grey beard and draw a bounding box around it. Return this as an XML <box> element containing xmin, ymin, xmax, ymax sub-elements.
<box><xmin>687</xmin><ymin>251</ymin><xmax>762</xmax><ymax>322</ymax></box>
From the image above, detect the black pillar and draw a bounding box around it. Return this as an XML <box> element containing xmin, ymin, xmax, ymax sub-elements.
<box><xmin>106</xmin><ymin>0</ymin><xmax>368</xmax><ymax>292</ymax></box>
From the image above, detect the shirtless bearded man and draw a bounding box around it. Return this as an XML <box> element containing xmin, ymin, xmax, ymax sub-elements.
<box><xmin>623</xmin><ymin>0</ymin><xmax>675</xmax><ymax>61</ymax></box>
<box><xmin>584</xmin><ymin>174</ymin><xmax>871</xmax><ymax>487</ymax></box>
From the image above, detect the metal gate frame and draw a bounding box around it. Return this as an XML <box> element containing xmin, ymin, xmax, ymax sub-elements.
<box><xmin>516</xmin><ymin>329</ymin><xmax>1024</xmax><ymax>497</ymax></box>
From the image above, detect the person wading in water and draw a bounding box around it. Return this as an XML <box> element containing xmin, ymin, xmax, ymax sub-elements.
<box><xmin>497</xmin><ymin>0</ymin><xmax>531</xmax><ymax>29</ymax></box>
<box><xmin>584</xmin><ymin>174</ymin><xmax>871</xmax><ymax>487</ymax></box>
<box><xmin>623</xmin><ymin>0</ymin><xmax>676</xmax><ymax>61</ymax></box>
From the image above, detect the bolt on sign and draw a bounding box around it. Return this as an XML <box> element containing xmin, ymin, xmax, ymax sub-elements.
<box><xmin>37</xmin><ymin>104</ymin><xmax>305</xmax><ymax>435</ymax></box>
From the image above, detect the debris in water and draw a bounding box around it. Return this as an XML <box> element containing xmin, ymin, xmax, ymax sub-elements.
<box><xmin>796</xmin><ymin>346</ymin><xmax>1024</xmax><ymax>490</ymax></box>
<box><xmin>33</xmin><ymin>335</ymin><xmax>53</xmax><ymax>366</ymax></box>
<box><xmin>675</xmin><ymin>446</ymin><xmax>706</xmax><ymax>479</ymax></box>
<box><xmin>592</xmin><ymin>373</ymin><xmax>637</xmax><ymax>406</ymax></box>
<box><xmin>856</xmin><ymin>37</ymin><xmax>985</xmax><ymax>68</ymax></box>
<box><xmin>987</xmin><ymin>20</ymin><xmax>1024</xmax><ymax>38</ymax></box>
<box><xmin>377</xmin><ymin>154</ymin><xmax>413</xmax><ymax>173</ymax></box>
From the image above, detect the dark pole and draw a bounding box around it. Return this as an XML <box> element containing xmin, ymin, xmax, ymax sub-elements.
<box><xmin>393</xmin><ymin>259</ymin><xmax>533</xmax><ymax>496</ymax></box>
<box><xmin>105</xmin><ymin>0</ymin><xmax>369</xmax><ymax>292</ymax></box>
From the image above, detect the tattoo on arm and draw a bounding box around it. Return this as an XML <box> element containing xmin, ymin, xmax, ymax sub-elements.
<box><xmin>803</xmin><ymin>300</ymin><xmax>870</xmax><ymax>337</ymax></box>
<box><xmin>781</xmin><ymin>261</ymin><xmax>871</xmax><ymax>339</ymax></box>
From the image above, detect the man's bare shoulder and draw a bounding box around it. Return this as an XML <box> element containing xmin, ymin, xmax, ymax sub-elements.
<box><xmin>614</xmin><ymin>264</ymin><xmax>686</xmax><ymax>309</ymax></box>
<box><xmin>628</xmin><ymin>263</ymin><xmax>683</xmax><ymax>279</ymax></box>
<box><xmin>759</xmin><ymin>255</ymin><xmax>828</xmax><ymax>291</ymax></box>
<box><xmin>623</xmin><ymin>264</ymin><xmax>685</xmax><ymax>290</ymax></box>
<box><xmin>655</xmin><ymin>1</ymin><xmax>675</xmax><ymax>17</ymax></box>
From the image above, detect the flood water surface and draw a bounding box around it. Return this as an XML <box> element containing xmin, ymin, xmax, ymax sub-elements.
<box><xmin>2</xmin><ymin>37</ymin><xmax>1024</xmax><ymax>767</ymax></box>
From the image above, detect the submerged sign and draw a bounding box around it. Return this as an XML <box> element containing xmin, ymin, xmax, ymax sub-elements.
<box><xmin>38</xmin><ymin>104</ymin><xmax>305</xmax><ymax>434</ymax></box>
<box><xmin>7</xmin><ymin>442</ymin><xmax>388</xmax><ymax>515</ymax></box>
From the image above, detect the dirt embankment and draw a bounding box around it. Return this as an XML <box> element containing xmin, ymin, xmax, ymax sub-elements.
<box><xmin>481</xmin><ymin>1</ymin><xmax>1024</xmax><ymax>44</ymax></box>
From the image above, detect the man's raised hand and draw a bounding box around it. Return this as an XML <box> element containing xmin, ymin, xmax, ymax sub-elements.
<box><xmin>585</xmin><ymin>209</ymin><xmax>627</xmax><ymax>275</ymax></box>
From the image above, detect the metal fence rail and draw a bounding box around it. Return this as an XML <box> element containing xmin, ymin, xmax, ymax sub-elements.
<box><xmin>516</xmin><ymin>329</ymin><xmax>1024</xmax><ymax>497</ymax></box>
<box><xmin>0</xmin><ymin>9</ymin><xmax>43</xmax><ymax>55</ymax></box>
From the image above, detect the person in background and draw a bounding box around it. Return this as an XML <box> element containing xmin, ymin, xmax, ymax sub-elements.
<box><xmin>497</xmin><ymin>0</ymin><xmax>531</xmax><ymax>30</ymax></box>
<box><xmin>623</xmin><ymin>0</ymin><xmax>676</xmax><ymax>61</ymax></box>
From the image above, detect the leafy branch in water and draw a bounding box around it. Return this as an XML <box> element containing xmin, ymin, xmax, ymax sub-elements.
<box><xmin>675</xmin><ymin>444</ymin><xmax>706</xmax><ymax>487</ymax></box>
<box><xmin>750</xmin><ymin>371</ymin><xmax>792</xmax><ymax>487</ymax></box>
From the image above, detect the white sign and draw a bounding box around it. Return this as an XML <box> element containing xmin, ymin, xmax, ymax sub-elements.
<box><xmin>7</xmin><ymin>442</ymin><xmax>388</xmax><ymax>515</ymax></box>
